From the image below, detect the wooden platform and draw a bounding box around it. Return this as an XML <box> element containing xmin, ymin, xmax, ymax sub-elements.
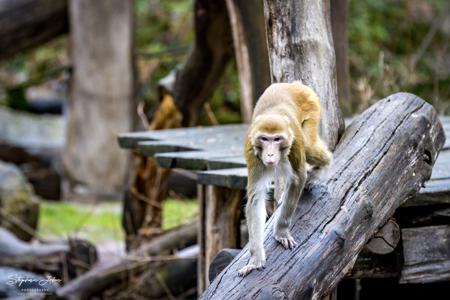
<box><xmin>118</xmin><ymin>117</ymin><xmax>450</xmax><ymax>207</ymax></box>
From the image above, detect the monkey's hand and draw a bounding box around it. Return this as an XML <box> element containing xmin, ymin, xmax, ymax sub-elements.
<box><xmin>238</xmin><ymin>256</ymin><xmax>265</xmax><ymax>277</ymax></box>
<box><xmin>274</xmin><ymin>230</ymin><xmax>297</xmax><ymax>249</ymax></box>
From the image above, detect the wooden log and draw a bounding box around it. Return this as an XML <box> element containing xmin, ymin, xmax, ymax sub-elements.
<box><xmin>224</xmin><ymin>0</ymin><xmax>271</xmax><ymax>122</ymax></box>
<box><xmin>0</xmin><ymin>0</ymin><xmax>68</xmax><ymax>61</ymax></box>
<box><xmin>400</xmin><ymin>225</ymin><xmax>450</xmax><ymax>283</ymax></box>
<box><xmin>63</xmin><ymin>0</ymin><xmax>133</xmax><ymax>198</ymax></box>
<box><xmin>365</xmin><ymin>219</ymin><xmax>400</xmax><ymax>255</ymax></box>
<box><xmin>264</xmin><ymin>0</ymin><xmax>345</xmax><ymax>149</ymax></box>
<box><xmin>209</xmin><ymin>248</ymin><xmax>400</xmax><ymax>283</ymax></box>
<box><xmin>199</xmin><ymin>93</ymin><xmax>445</xmax><ymax>299</ymax></box>
<box><xmin>0</xmin><ymin>228</ymin><xmax>97</xmax><ymax>279</ymax></box>
<box><xmin>57</xmin><ymin>222</ymin><xmax>197</xmax><ymax>299</ymax></box>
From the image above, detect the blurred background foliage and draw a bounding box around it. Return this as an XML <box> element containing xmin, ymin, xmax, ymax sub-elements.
<box><xmin>0</xmin><ymin>0</ymin><xmax>449</xmax><ymax>120</ymax></box>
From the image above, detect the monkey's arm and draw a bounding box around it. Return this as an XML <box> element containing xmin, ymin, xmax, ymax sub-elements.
<box><xmin>238</xmin><ymin>158</ymin><xmax>268</xmax><ymax>277</ymax></box>
<box><xmin>273</xmin><ymin>144</ymin><xmax>307</xmax><ymax>249</ymax></box>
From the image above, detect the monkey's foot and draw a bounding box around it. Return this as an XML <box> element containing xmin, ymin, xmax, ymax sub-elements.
<box><xmin>238</xmin><ymin>259</ymin><xmax>265</xmax><ymax>277</ymax></box>
<box><xmin>275</xmin><ymin>232</ymin><xmax>297</xmax><ymax>249</ymax></box>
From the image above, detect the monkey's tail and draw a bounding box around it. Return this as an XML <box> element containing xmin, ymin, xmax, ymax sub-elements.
<box><xmin>305</xmin><ymin>139</ymin><xmax>332</xmax><ymax>168</ymax></box>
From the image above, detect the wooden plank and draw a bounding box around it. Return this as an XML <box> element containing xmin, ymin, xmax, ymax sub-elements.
<box><xmin>207</xmin><ymin>156</ymin><xmax>246</xmax><ymax>169</ymax></box>
<box><xmin>430</xmin><ymin>150</ymin><xmax>450</xmax><ymax>180</ymax></box>
<box><xmin>198</xmin><ymin>168</ymin><xmax>247</xmax><ymax>190</ymax></box>
<box><xmin>118</xmin><ymin>124</ymin><xmax>247</xmax><ymax>149</ymax></box>
<box><xmin>408</xmin><ymin>178</ymin><xmax>450</xmax><ymax>206</ymax></box>
<box><xmin>400</xmin><ymin>225</ymin><xmax>450</xmax><ymax>283</ymax></box>
<box><xmin>137</xmin><ymin>128</ymin><xmax>245</xmax><ymax>157</ymax></box>
<box><xmin>155</xmin><ymin>148</ymin><xmax>244</xmax><ymax>170</ymax></box>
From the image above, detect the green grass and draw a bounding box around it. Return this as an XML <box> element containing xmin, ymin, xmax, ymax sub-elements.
<box><xmin>162</xmin><ymin>198</ymin><xmax>198</xmax><ymax>230</ymax></box>
<box><xmin>38</xmin><ymin>199</ymin><xmax>198</xmax><ymax>243</ymax></box>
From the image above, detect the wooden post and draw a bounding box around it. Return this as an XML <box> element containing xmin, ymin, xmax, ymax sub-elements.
<box><xmin>198</xmin><ymin>186</ymin><xmax>244</xmax><ymax>292</ymax></box>
<box><xmin>199</xmin><ymin>93</ymin><xmax>446</xmax><ymax>299</ymax></box>
<box><xmin>64</xmin><ymin>0</ymin><xmax>134</xmax><ymax>198</ymax></box>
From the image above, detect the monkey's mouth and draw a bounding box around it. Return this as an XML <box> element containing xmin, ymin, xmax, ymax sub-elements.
<box><xmin>264</xmin><ymin>161</ymin><xmax>276</xmax><ymax>167</ymax></box>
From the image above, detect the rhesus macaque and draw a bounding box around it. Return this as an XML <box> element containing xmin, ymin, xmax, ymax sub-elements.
<box><xmin>238</xmin><ymin>81</ymin><xmax>332</xmax><ymax>277</ymax></box>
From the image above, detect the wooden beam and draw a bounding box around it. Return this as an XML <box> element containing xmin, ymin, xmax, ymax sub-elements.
<box><xmin>400</xmin><ymin>225</ymin><xmax>450</xmax><ymax>283</ymax></box>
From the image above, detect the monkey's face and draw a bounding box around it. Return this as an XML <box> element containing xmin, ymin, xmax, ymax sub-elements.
<box><xmin>254</xmin><ymin>134</ymin><xmax>289</xmax><ymax>167</ymax></box>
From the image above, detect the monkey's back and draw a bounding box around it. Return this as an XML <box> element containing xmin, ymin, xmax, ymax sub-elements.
<box><xmin>252</xmin><ymin>82</ymin><xmax>320</xmax><ymax>127</ymax></box>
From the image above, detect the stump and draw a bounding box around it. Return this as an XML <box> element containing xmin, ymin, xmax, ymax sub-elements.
<box><xmin>199</xmin><ymin>93</ymin><xmax>445</xmax><ymax>300</ymax></box>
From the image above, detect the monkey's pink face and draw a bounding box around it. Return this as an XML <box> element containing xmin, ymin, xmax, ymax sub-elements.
<box><xmin>254</xmin><ymin>134</ymin><xmax>287</xmax><ymax>167</ymax></box>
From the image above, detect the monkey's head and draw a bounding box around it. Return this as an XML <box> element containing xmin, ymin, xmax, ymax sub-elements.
<box><xmin>250</xmin><ymin>114</ymin><xmax>294</xmax><ymax>167</ymax></box>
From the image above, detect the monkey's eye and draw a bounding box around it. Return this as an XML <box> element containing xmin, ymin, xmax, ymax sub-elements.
<box><xmin>260</xmin><ymin>136</ymin><xmax>269</xmax><ymax>142</ymax></box>
<box><xmin>274</xmin><ymin>137</ymin><xmax>282</xmax><ymax>143</ymax></box>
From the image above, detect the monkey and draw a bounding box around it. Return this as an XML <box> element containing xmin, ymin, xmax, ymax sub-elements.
<box><xmin>238</xmin><ymin>81</ymin><xmax>332</xmax><ymax>277</ymax></box>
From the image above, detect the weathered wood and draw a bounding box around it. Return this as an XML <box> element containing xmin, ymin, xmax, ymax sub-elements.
<box><xmin>156</xmin><ymin>150</ymin><xmax>243</xmax><ymax>170</ymax></box>
<box><xmin>209</xmin><ymin>248</ymin><xmax>400</xmax><ymax>283</ymax></box>
<box><xmin>202</xmin><ymin>186</ymin><xmax>244</xmax><ymax>289</ymax></box>
<box><xmin>400</xmin><ymin>225</ymin><xmax>450</xmax><ymax>283</ymax></box>
<box><xmin>264</xmin><ymin>0</ymin><xmax>345</xmax><ymax>149</ymax></box>
<box><xmin>57</xmin><ymin>222</ymin><xmax>197</xmax><ymax>299</ymax></box>
<box><xmin>199</xmin><ymin>93</ymin><xmax>445</xmax><ymax>300</ymax></box>
<box><xmin>0</xmin><ymin>228</ymin><xmax>97</xmax><ymax>279</ymax></box>
<box><xmin>198</xmin><ymin>168</ymin><xmax>247</xmax><ymax>190</ymax></box>
<box><xmin>365</xmin><ymin>219</ymin><xmax>400</xmax><ymax>255</ymax></box>
<box><xmin>0</xmin><ymin>0</ymin><xmax>68</xmax><ymax>61</ymax></box>
<box><xmin>64</xmin><ymin>0</ymin><xmax>133</xmax><ymax>197</ymax></box>
<box><xmin>225</xmin><ymin>0</ymin><xmax>270</xmax><ymax>122</ymax></box>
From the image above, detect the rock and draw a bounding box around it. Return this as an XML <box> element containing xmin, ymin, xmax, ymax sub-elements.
<box><xmin>0</xmin><ymin>161</ymin><xmax>39</xmax><ymax>241</ymax></box>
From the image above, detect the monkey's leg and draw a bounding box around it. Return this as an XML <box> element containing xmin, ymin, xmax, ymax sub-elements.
<box><xmin>238</xmin><ymin>182</ymin><xmax>268</xmax><ymax>277</ymax></box>
<box><xmin>273</xmin><ymin>168</ymin><xmax>306</xmax><ymax>249</ymax></box>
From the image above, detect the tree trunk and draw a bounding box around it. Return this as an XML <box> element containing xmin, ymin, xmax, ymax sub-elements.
<box><xmin>330</xmin><ymin>0</ymin><xmax>351</xmax><ymax>116</ymax></box>
<box><xmin>124</xmin><ymin>0</ymin><xmax>233</xmax><ymax>249</ymax></box>
<box><xmin>225</xmin><ymin>0</ymin><xmax>271</xmax><ymax>122</ymax></box>
<box><xmin>264</xmin><ymin>0</ymin><xmax>344</xmax><ymax>149</ymax></box>
<box><xmin>172</xmin><ymin>0</ymin><xmax>234</xmax><ymax>127</ymax></box>
<box><xmin>0</xmin><ymin>0</ymin><xmax>68</xmax><ymax>61</ymax></box>
<box><xmin>63</xmin><ymin>0</ymin><xmax>134</xmax><ymax>198</ymax></box>
<box><xmin>199</xmin><ymin>93</ymin><xmax>445</xmax><ymax>299</ymax></box>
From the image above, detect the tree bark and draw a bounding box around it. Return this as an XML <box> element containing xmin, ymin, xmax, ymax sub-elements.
<box><xmin>225</xmin><ymin>0</ymin><xmax>271</xmax><ymax>122</ymax></box>
<box><xmin>63</xmin><ymin>0</ymin><xmax>134</xmax><ymax>198</ymax></box>
<box><xmin>199</xmin><ymin>93</ymin><xmax>445</xmax><ymax>299</ymax></box>
<box><xmin>172</xmin><ymin>0</ymin><xmax>234</xmax><ymax>126</ymax></box>
<box><xmin>330</xmin><ymin>0</ymin><xmax>351</xmax><ymax>116</ymax></box>
<box><xmin>264</xmin><ymin>0</ymin><xmax>344</xmax><ymax>149</ymax></box>
<box><xmin>0</xmin><ymin>0</ymin><xmax>68</xmax><ymax>61</ymax></box>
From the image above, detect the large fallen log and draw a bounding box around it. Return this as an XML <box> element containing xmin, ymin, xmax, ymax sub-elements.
<box><xmin>0</xmin><ymin>0</ymin><xmax>68</xmax><ymax>61</ymax></box>
<box><xmin>56</xmin><ymin>222</ymin><xmax>197</xmax><ymax>300</ymax></box>
<box><xmin>199</xmin><ymin>93</ymin><xmax>445</xmax><ymax>300</ymax></box>
<box><xmin>0</xmin><ymin>227</ymin><xmax>97</xmax><ymax>279</ymax></box>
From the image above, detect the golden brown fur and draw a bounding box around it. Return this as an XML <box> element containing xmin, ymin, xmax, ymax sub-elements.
<box><xmin>239</xmin><ymin>81</ymin><xmax>331</xmax><ymax>277</ymax></box>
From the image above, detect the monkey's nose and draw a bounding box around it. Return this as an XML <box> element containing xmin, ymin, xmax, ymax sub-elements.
<box><xmin>268</xmin><ymin>153</ymin><xmax>274</xmax><ymax>157</ymax></box>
